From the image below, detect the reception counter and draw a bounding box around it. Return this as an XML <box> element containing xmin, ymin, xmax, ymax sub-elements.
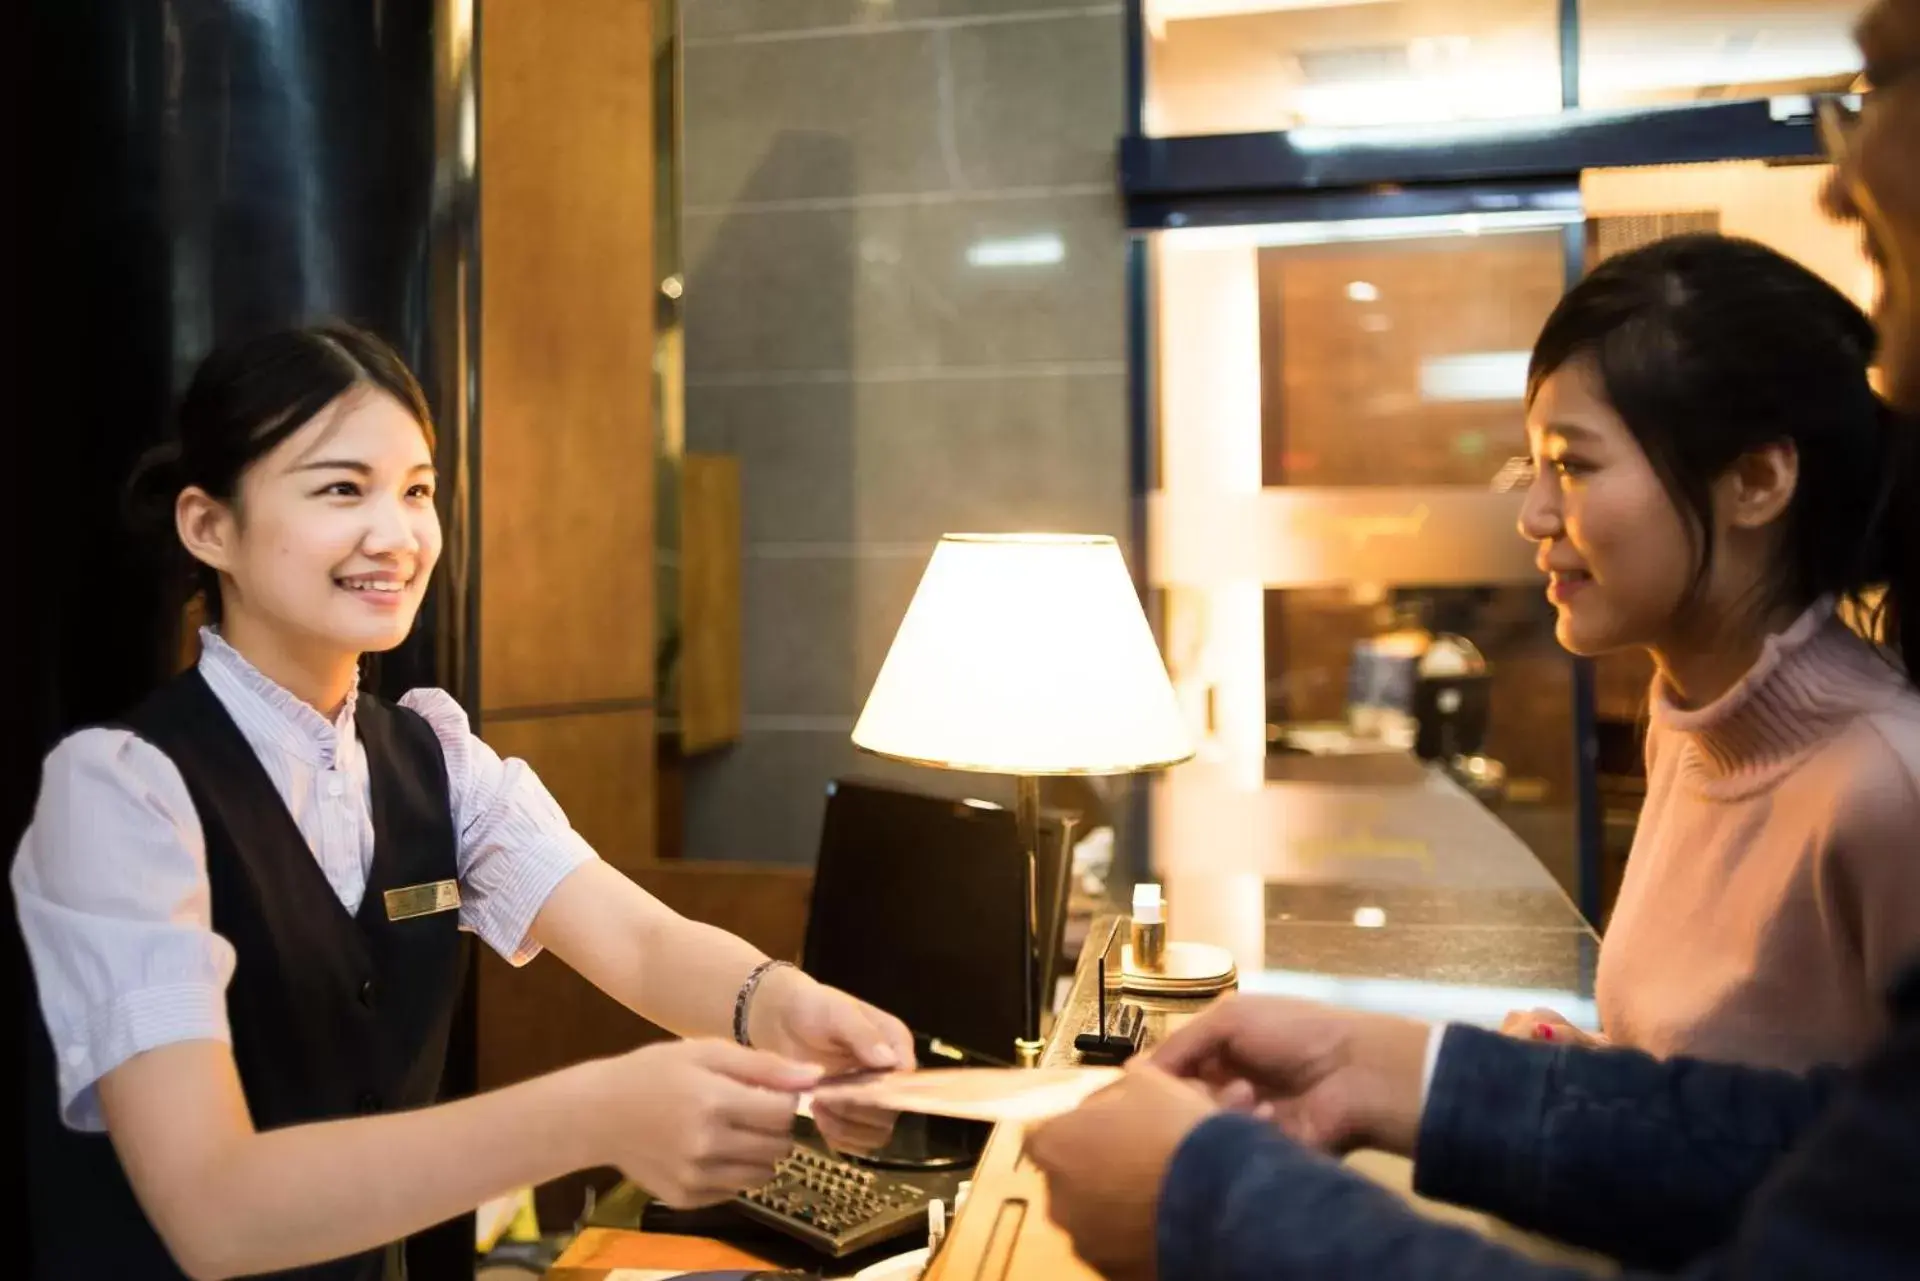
<box><xmin>929</xmin><ymin>763</ymin><xmax>1603</xmax><ymax>1281</ymax></box>
<box><xmin>549</xmin><ymin>761</ymin><xmax>1603</xmax><ymax>1279</ymax></box>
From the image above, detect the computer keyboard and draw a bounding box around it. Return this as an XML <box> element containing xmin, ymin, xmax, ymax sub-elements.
<box><xmin>733</xmin><ymin>1146</ymin><xmax>933</xmax><ymax>1258</ymax></box>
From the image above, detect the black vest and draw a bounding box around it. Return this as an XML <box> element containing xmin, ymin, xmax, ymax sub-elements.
<box><xmin>26</xmin><ymin>670</ymin><xmax>469</xmax><ymax>1280</ymax></box>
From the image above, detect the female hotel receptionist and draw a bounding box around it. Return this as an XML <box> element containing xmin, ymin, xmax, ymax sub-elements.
<box><xmin>14</xmin><ymin>324</ymin><xmax>912</xmax><ymax>1281</ymax></box>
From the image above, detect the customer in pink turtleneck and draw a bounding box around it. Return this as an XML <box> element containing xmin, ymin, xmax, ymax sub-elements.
<box><xmin>1505</xmin><ymin>233</ymin><xmax>1920</xmax><ymax>1072</ymax></box>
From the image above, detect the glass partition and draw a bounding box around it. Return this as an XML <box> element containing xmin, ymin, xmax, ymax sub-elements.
<box><xmin>1148</xmin><ymin>209</ymin><xmax>1582</xmax><ymax>898</ymax></box>
<box><xmin>1143</xmin><ymin>166</ymin><xmax>1879</xmax><ymax>915</ymax></box>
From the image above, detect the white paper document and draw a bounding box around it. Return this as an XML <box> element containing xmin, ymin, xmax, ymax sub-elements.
<box><xmin>807</xmin><ymin>1066</ymin><xmax>1123</xmax><ymax>1124</ymax></box>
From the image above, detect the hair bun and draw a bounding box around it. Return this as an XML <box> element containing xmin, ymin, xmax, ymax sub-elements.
<box><xmin>122</xmin><ymin>439</ymin><xmax>187</xmax><ymax>536</ymax></box>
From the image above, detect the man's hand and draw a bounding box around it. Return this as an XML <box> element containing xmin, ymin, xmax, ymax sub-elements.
<box><xmin>1027</xmin><ymin>1069</ymin><xmax>1219</xmax><ymax>1281</ymax></box>
<box><xmin>1149</xmin><ymin>995</ymin><xmax>1433</xmax><ymax>1156</ymax></box>
<box><xmin>1500</xmin><ymin>1007</ymin><xmax>1608</xmax><ymax>1049</ymax></box>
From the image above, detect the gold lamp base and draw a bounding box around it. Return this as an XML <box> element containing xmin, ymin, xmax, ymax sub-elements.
<box><xmin>1014</xmin><ymin>1037</ymin><xmax>1045</xmax><ymax>1069</ymax></box>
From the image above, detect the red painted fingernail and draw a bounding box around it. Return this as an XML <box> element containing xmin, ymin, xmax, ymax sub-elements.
<box><xmin>1537</xmin><ymin>1024</ymin><xmax>1555</xmax><ymax>1041</ymax></box>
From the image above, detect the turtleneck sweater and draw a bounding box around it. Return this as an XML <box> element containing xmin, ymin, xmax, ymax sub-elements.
<box><xmin>1596</xmin><ymin>600</ymin><xmax>1920</xmax><ymax>1071</ymax></box>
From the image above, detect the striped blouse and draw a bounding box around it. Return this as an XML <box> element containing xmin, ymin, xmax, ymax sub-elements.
<box><xmin>12</xmin><ymin>627</ymin><xmax>597</xmax><ymax>1130</ymax></box>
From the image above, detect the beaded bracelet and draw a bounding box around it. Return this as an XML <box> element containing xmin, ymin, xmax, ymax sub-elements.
<box><xmin>733</xmin><ymin>958</ymin><xmax>794</xmax><ymax>1047</ymax></box>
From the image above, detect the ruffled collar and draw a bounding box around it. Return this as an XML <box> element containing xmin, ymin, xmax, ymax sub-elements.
<box><xmin>196</xmin><ymin>626</ymin><xmax>360</xmax><ymax>767</ymax></box>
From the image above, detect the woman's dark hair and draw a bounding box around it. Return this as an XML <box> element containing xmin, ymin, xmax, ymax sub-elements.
<box><xmin>126</xmin><ymin>323</ymin><xmax>435</xmax><ymax>623</ymax></box>
<box><xmin>1528</xmin><ymin>232</ymin><xmax>1918</xmax><ymax>684</ymax></box>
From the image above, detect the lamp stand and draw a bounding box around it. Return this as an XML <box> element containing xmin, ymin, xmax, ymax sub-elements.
<box><xmin>1014</xmin><ymin>774</ymin><xmax>1045</xmax><ymax>1068</ymax></box>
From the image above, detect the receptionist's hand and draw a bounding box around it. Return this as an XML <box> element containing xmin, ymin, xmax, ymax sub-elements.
<box><xmin>1028</xmin><ymin>1068</ymin><xmax>1217</xmax><ymax>1281</ymax></box>
<box><xmin>594</xmin><ymin>1039</ymin><xmax>823</xmax><ymax>1208</ymax></box>
<box><xmin>748</xmin><ymin>968</ymin><xmax>915</xmax><ymax>1152</ymax></box>
<box><xmin>1150</xmin><ymin>995</ymin><xmax>1432</xmax><ymax>1158</ymax></box>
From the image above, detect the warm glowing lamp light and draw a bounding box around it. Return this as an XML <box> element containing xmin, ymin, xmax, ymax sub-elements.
<box><xmin>853</xmin><ymin>534</ymin><xmax>1194</xmax><ymax>1063</ymax></box>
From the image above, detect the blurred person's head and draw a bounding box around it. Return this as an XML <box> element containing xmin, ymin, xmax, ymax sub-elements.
<box><xmin>127</xmin><ymin>324</ymin><xmax>440</xmax><ymax>706</ymax></box>
<box><xmin>1517</xmin><ymin>235</ymin><xmax>1917</xmax><ymax>698</ymax></box>
<box><xmin>1824</xmin><ymin>0</ymin><xmax>1920</xmax><ymax>410</ymax></box>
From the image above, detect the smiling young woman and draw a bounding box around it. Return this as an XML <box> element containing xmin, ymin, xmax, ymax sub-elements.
<box><xmin>1505</xmin><ymin>234</ymin><xmax>1920</xmax><ymax>1072</ymax></box>
<box><xmin>14</xmin><ymin>324</ymin><xmax>913</xmax><ymax>1281</ymax></box>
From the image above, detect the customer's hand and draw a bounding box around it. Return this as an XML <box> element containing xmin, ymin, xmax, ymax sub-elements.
<box><xmin>590</xmin><ymin>1039</ymin><xmax>821</xmax><ymax>1207</ymax></box>
<box><xmin>1149</xmin><ymin>995</ymin><xmax>1432</xmax><ymax>1156</ymax></box>
<box><xmin>1499</xmin><ymin>1007</ymin><xmax>1607</xmax><ymax>1049</ymax></box>
<box><xmin>747</xmin><ymin>967</ymin><xmax>915</xmax><ymax>1153</ymax></box>
<box><xmin>1027</xmin><ymin>1068</ymin><xmax>1218</xmax><ymax>1281</ymax></box>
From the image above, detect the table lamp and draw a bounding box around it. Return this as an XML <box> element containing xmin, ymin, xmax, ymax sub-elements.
<box><xmin>851</xmin><ymin>533</ymin><xmax>1195</xmax><ymax>1066</ymax></box>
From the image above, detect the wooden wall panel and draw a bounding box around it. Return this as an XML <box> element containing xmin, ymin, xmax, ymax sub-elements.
<box><xmin>480</xmin><ymin>0</ymin><xmax>655</xmax><ymax>715</ymax></box>
<box><xmin>475</xmin><ymin>0</ymin><xmax>658</xmax><ymax>1223</ymax></box>
<box><xmin>485</xmin><ymin>710</ymin><xmax>657</xmax><ymax>874</ymax></box>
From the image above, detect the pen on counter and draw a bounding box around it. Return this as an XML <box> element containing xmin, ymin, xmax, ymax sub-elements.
<box><xmin>1097</xmin><ymin>917</ymin><xmax>1122</xmax><ymax>1036</ymax></box>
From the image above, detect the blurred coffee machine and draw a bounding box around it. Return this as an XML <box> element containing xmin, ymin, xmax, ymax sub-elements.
<box><xmin>1345</xmin><ymin>593</ymin><xmax>1502</xmax><ymax>796</ymax></box>
<box><xmin>1412</xmin><ymin>635</ymin><xmax>1490</xmax><ymax>762</ymax></box>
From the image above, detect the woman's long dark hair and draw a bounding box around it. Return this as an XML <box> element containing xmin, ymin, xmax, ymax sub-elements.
<box><xmin>126</xmin><ymin>323</ymin><xmax>435</xmax><ymax>625</ymax></box>
<box><xmin>1527</xmin><ymin>233</ymin><xmax>1918</xmax><ymax>684</ymax></box>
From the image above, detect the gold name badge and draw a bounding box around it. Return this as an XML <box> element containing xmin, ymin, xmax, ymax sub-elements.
<box><xmin>383</xmin><ymin>880</ymin><xmax>461</xmax><ymax>921</ymax></box>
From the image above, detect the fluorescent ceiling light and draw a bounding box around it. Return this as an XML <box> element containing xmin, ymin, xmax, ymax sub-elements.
<box><xmin>1420</xmin><ymin>351</ymin><xmax>1531</xmax><ymax>403</ymax></box>
<box><xmin>966</xmin><ymin>234</ymin><xmax>1066</xmax><ymax>268</ymax></box>
<box><xmin>1161</xmin><ymin>207</ymin><xmax>1582</xmax><ymax>252</ymax></box>
<box><xmin>1149</xmin><ymin>0</ymin><xmax>1394</xmax><ymax>21</ymax></box>
<box><xmin>1239</xmin><ymin>967</ymin><xmax>1600</xmax><ymax>1030</ymax></box>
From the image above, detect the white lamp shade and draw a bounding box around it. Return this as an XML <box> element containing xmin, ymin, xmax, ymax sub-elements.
<box><xmin>852</xmin><ymin>534</ymin><xmax>1196</xmax><ymax>776</ymax></box>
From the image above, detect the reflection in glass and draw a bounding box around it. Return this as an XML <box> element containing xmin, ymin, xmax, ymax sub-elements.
<box><xmin>1145</xmin><ymin>0</ymin><xmax>1561</xmax><ymax>137</ymax></box>
<box><xmin>1253</xmin><ymin>229</ymin><xmax>1565</xmax><ymax>487</ymax></box>
<box><xmin>1142</xmin><ymin>0</ymin><xmax>1864</xmax><ymax>138</ymax></box>
<box><xmin>1254</xmin><ymin>226</ymin><xmax>1573</xmax><ymax>888</ymax></box>
<box><xmin>1264</xmin><ymin>585</ymin><xmax>1578</xmax><ymax>892</ymax></box>
<box><xmin>1150</xmin><ymin>213</ymin><xmax>1581</xmax><ymax>900</ymax></box>
<box><xmin>1580</xmin><ymin>0</ymin><xmax>1861</xmax><ymax>109</ymax></box>
<box><xmin>1240</xmin><ymin>965</ymin><xmax>1599</xmax><ymax>1029</ymax></box>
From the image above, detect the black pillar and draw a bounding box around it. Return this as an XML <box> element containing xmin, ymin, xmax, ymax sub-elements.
<box><xmin>15</xmin><ymin>1</ymin><xmax>479</xmax><ymax>1274</ymax></box>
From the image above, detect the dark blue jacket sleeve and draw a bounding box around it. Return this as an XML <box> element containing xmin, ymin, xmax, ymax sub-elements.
<box><xmin>1413</xmin><ymin>1026</ymin><xmax>1839</xmax><ymax>1270</ymax></box>
<box><xmin>1685</xmin><ymin>972</ymin><xmax>1920</xmax><ymax>1281</ymax></box>
<box><xmin>1158</xmin><ymin>1114</ymin><xmax>1599</xmax><ymax>1281</ymax></box>
<box><xmin>1158</xmin><ymin>977</ymin><xmax>1920</xmax><ymax>1281</ymax></box>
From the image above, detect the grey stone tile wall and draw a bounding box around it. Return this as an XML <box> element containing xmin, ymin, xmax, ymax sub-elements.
<box><xmin>681</xmin><ymin>0</ymin><xmax>1129</xmax><ymax>864</ymax></box>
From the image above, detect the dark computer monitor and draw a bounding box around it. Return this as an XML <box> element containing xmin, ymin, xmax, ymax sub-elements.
<box><xmin>802</xmin><ymin>779</ymin><xmax>1073</xmax><ymax>1067</ymax></box>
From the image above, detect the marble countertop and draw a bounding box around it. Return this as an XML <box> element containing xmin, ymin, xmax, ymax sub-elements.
<box><xmin>1107</xmin><ymin>765</ymin><xmax>1601</xmax><ymax>1040</ymax></box>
